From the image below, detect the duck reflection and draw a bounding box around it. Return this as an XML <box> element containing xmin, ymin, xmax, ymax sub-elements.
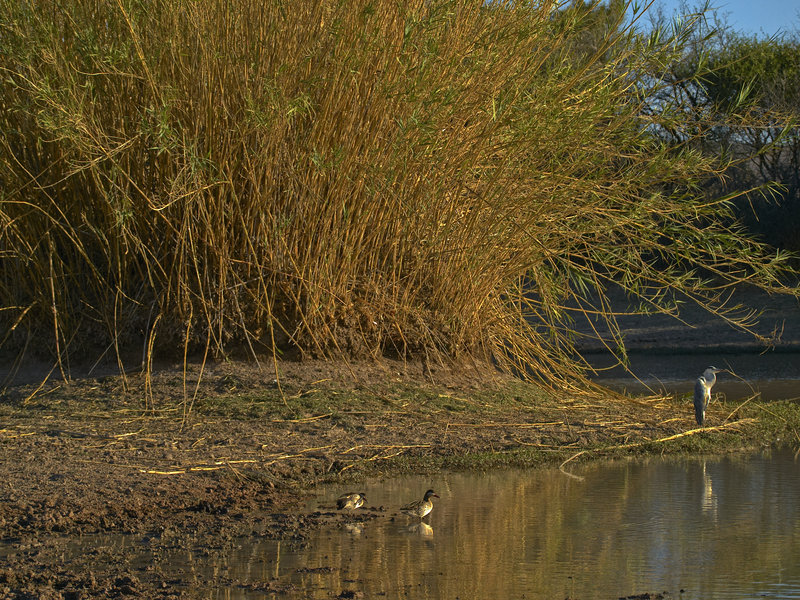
<box><xmin>406</xmin><ymin>522</ymin><xmax>433</xmax><ymax>537</ymax></box>
<box><xmin>344</xmin><ymin>522</ymin><xmax>364</xmax><ymax>536</ymax></box>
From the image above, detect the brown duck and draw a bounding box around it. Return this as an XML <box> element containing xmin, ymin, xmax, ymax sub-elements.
<box><xmin>337</xmin><ymin>492</ymin><xmax>367</xmax><ymax>510</ymax></box>
<box><xmin>400</xmin><ymin>489</ymin><xmax>439</xmax><ymax>519</ymax></box>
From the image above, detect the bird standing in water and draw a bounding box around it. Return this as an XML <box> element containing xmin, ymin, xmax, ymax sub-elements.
<box><xmin>694</xmin><ymin>366</ymin><xmax>722</xmax><ymax>426</ymax></box>
<box><xmin>400</xmin><ymin>489</ymin><xmax>439</xmax><ymax>519</ymax></box>
<box><xmin>337</xmin><ymin>492</ymin><xmax>367</xmax><ymax>510</ymax></box>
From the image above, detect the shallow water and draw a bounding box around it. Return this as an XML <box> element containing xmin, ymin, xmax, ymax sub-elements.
<box><xmin>199</xmin><ymin>447</ymin><xmax>800</xmax><ymax>599</ymax></box>
<box><xmin>15</xmin><ymin>447</ymin><xmax>800</xmax><ymax>598</ymax></box>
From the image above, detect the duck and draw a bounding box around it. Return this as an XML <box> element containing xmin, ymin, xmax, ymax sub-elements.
<box><xmin>336</xmin><ymin>492</ymin><xmax>367</xmax><ymax>510</ymax></box>
<box><xmin>400</xmin><ymin>489</ymin><xmax>439</xmax><ymax>519</ymax></box>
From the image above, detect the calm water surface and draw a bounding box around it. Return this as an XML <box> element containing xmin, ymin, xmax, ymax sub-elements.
<box><xmin>587</xmin><ymin>351</ymin><xmax>800</xmax><ymax>401</ymax></box>
<box><xmin>204</xmin><ymin>447</ymin><xmax>800</xmax><ymax>600</ymax></box>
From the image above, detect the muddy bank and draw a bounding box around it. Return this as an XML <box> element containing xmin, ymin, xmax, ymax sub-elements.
<box><xmin>0</xmin><ymin>356</ymin><xmax>798</xmax><ymax>598</ymax></box>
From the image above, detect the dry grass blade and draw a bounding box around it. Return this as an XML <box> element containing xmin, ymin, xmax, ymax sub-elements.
<box><xmin>560</xmin><ymin>418</ymin><xmax>758</xmax><ymax>478</ymax></box>
<box><xmin>271</xmin><ymin>413</ymin><xmax>333</xmax><ymax>424</ymax></box>
<box><xmin>445</xmin><ymin>421</ymin><xmax>564</xmax><ymax>428</ymax></box>
<box><xmin>338</xmin><ymin>444</ymin><xmax>431</xmax><ymax>474</ymax></box>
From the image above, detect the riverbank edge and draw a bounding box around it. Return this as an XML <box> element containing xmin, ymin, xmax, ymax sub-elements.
<box><xmin>1</xmin><ymin>357</ymin><xmax>799</xmax><ymax>598</ymax></box>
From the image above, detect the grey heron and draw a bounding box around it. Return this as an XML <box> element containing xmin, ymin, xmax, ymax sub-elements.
<box><xmin>694</xmin><ymin>366</ymin><xmax>722</xmax><ymax>426</ymax></box>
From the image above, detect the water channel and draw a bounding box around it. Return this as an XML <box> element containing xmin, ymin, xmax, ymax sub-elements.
<box><xmin>151</xmin><ymin>445</ymin><xmax>800</xmax><ymax>599</ymax></box>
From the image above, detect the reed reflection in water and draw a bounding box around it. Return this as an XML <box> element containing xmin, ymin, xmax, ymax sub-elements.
<box><xmin>219</xmin><ymin>447</ymin><xmax>800</xmax><ymax>600</ymax></box>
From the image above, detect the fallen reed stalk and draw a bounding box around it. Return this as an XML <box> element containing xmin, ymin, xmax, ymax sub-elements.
<box><xmin>559</xmin><ymin>418</ymin><xmax>758</xmax><ymax>479</ymax></box>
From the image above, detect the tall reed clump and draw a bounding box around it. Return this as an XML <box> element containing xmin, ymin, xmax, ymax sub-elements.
<box><xmin>0</xmin><ymin>0</ymin><xmax>795</xmax><ymax>387</ymax></box>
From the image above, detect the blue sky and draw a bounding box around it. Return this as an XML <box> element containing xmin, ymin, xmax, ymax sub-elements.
<box><xmin>651</xmin><ymin>0</ymin><xmax>800</xmax><ymax>37</ymax></box>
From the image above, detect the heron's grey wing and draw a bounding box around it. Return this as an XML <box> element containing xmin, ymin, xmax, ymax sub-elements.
<box><xmin>693</xmin><ymin>377</ymin><xmax>706</xmax><ymax>425</ymax></box>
